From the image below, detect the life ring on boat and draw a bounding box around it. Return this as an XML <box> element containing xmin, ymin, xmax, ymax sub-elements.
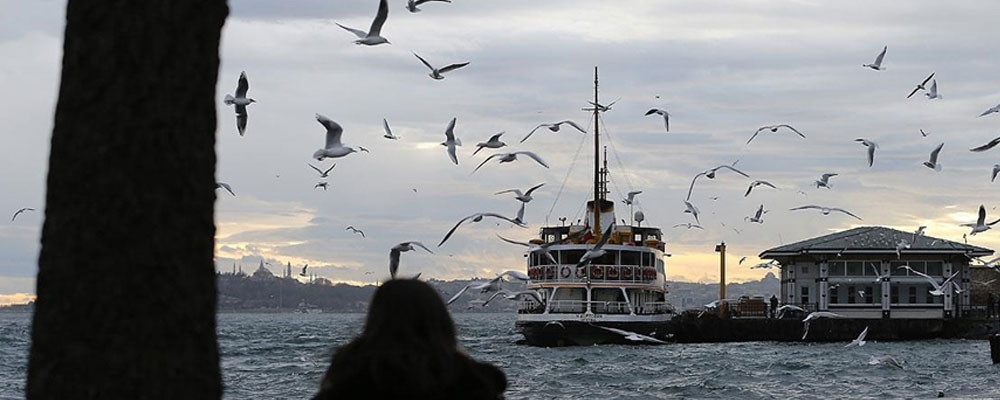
<box><xmin>560</xmin><ymin>266</ymin><xmax>571</xmax><ymax>278</ymax></box>
<box><xmin>575</xmin><ymin>266</ymin><xmax>586</xmax><ymax>279</ymax></box>
<box><xmin>529</xmin><ymin>268</ymin><xmax>539</xmax><ymax>280</ymax></box>
<box><xmin>623</xmin><ymin>267</ymin><xmax>633</xmax><ymax>279</ymax></box>
<box><xmin>606</xmin><ymin>266</ymin><xmax>620</xmax><ymax>279</ymax></box>
<box><xmin>545</xmin><ymin>266</ymin><xmax>555</xmax><ymax>280</ymax></box>
<box><xmin>642</xmin><ymin>268</ymin><xmax>656</xmax><ymax>280</ymax></box>
<box><xmin>591</xmin><ymin>266</ymin><xmax>604</xmax><ymax>279</ymax></box>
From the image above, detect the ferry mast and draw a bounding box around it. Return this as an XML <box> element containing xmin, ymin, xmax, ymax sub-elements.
<box><xmin>592</xmin><ymin>67</ymin><xmax>601</xmax><ymax>236</ymax></box>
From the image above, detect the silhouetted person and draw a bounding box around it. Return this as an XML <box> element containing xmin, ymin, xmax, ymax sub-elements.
<box><xmin>769</xmin><ymin>295</ymin><xmax>778</xmax><ymax>318</ymax></box>
<box><xmin>988</xmin><ymin>293</ymin><xmax>996</xmax><ymax>318</ymax></box>
<box><xmin>314</xmin><ymin>279</ymin><xmax>507</xmax><ymax>399</ymax></box>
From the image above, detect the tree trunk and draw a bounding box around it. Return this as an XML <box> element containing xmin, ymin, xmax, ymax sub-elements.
<box><xmin>28</xmin><ymin>1</ymin><xmax>228</xmax><ymax>398</ymax></box>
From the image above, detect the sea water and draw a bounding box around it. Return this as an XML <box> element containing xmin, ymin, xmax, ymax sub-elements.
<box><xmin>2</xmin><ymin>313</ymin><xmax>999</xmax><ymax>399</ymax></box>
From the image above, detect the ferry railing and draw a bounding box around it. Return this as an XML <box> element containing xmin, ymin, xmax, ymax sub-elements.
<box><xmin>547</xmin><ymin>300</ymin><xmax>589</xmax><ymax>313</ymax></box>
<box><xmin>527</xmin><ymin>264</ymin><xmax>659</xmax><ymax>284</ymax></box>
<box><xmin>541</xmin><ymin>300</ymin><xmax>674</xmax><ymax>315</ymax></box>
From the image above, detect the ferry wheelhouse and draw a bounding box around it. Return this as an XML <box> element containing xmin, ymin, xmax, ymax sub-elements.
<box><xmin>515</xmin><ymin>68</ymin><xmax>675</xmax><ymax>346</ymax></box>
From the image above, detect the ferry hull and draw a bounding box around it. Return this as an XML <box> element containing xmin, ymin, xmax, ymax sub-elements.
<box><xmin>516</xmin><ymin>320</ymin><xmax>674</xmax><ymax>347</ymax></box>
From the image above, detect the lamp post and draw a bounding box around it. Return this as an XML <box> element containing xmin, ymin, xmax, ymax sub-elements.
<box><xmin>715</xmin><ymin>242</ymin><xmax>727</xmax><ymax>318</ymax></box>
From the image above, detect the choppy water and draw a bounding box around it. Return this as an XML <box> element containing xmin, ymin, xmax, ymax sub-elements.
<box><xmin>2</xmin><ymin>312</ymin><xmax>999</xmax><ymax>399</ymax></box>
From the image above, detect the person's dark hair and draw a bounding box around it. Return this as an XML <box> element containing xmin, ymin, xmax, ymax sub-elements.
<box><xmin>314</xmin><ymin>279</ymin><xmax>506</xmax><ymax>399</ymax></box>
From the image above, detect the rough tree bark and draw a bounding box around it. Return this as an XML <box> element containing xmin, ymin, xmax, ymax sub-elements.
<box><xmin>28</xmin><ymin>1</ymin><xmax>228</xmax><ymax>398</ymax></box>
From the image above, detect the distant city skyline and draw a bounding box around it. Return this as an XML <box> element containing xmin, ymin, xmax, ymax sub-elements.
<box><xmin>3</xmin><ymin>0</ymin><xmax>1000</xmax><ymax>304</ymax></box>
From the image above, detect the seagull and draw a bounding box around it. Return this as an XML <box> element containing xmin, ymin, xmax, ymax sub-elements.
<box><xmin>623</xmin><ymin>190</ymin><xmax>643</xmax><ymax>206</ymax></box>
<box><xmin>974</xmin><ymin>279</ymin><xmax>997</xmax><ymax>286</ymax></box>
<box><xmin>520</xmin><ymin>120</ymin><xmax>586</xmax><ymax>143</ymax></box>
<box><xmin>447</xmin><ymin>276</ymin><xmax>504</xmax><ymax>305</ymax></box>
<box><xmin>868</xmin><ymin>355</ymin><xmax>905</xmax><ymax>369</ymax></box>
<box><xmin>898</xmin><ymin>266</ymin><xmax>959</xmax><ymax>296</ymax></box>
<box><xmin>223</xmin><ymin>71</ymin><xmax>255</xmax><ymax>136</ymax></box>
<box><xmin>215</xmin><ymin>182</ymin><xmax>235</xmax><ymax>196</ymax></box>
<box><xmin>336</xmin><ymin>0</ymin><xmax>390</xmax><ymax>46</ymax></box>
<box><xmin>906</xmin><ymin>72</ymin><xmax>935</xmax><ymax>99</ymax></box>
<box><xmin>924</xmin><ymin>79</ymin><xmax>941</xmax><ymax>99</ymax></box>
<box><xmin>895</xmin><ymin>239</ymin><xmax>912</xmax><ymax>258</ymax></box>
<box><xmin>545</xmin><ymin>321</ymin><xmax>565</xmax><ymax>329</ymax></box>
<box><xmin>644</xmin><ymin>108</ymin><xmax>670</xmax><ymax>132</ymax></box>
<box><xmin>747</xmin><ymin>124</ymin><xmax>805</xmax><ymax>145</ymax></box>
<box><xmin>10</xmin><ymin>207</ymin><xmax>34</xmax><ymax>222</ymax></box>
<box><xmin>862</xmin><ymin>46</ymin><xmax>887</xmax><ymax>70</ymax></box>
<box><xmin>472</xmin><ymin>132</ymin><xmax>506</xmax><ymax>156</ymax></box>
<box><xmin>381</xmin><ymin>119</ymin><xmax>399</xmax><ymax>140</ymax></box>
<box><xmin>412</xmin><ymin>52</ymin><xmax>469</xmax><ymax>80</ymax></box>
<box><xmin>685</xmin><ymin>163</ymin><xmax>751</xmax><ymax>200</ymax></box>
<box><xmin>472</xmin><ymin>151</ymin><xmax>549</xmax><ymax>174</ymax></box>
<box><xmin>870</xmin><ymin>262</ymin><xmax>890</xmax><ymax>283</ymax></box>
<box><xmin>499</xmin><ymin>270</ymin><xmax>531</xmax><ymax>282</ymax></box>
<box><xmin>439</xmin><ymin>117</ymin><xmax>462</xmax><ymax>165</ymax></box>
<box><xmin>738</xmin><ymin>256</ymin><xmax>747</xmax><ymax>265</ymax></box>
<box><xmin>683</xmin><ymin>200</ymin><xmax>701</xmax><ymax>224</ymax></box>
<box><xmin>308</xmin><ymin>163</ymin><xmax>336</xmax><ymax>178</ymax></box>
<box><xmin>855</xmin><ymin>138</ymin><xmax>879</xmax><ymax>167</ymax></box>
<box><xmin>672</xmin><ymin>222</ymin><xmax>704</xmax><ymax>230</ymax></box>
<box><xmin>313</xmin><ymin>114</ymin><xmax>358</xmax><ymax>161</ymax></box>
<box><xmin>912</xmin><ymin>226</ymin><xmax>927</xmax><ymax>243</ymax></box>
<box><xmin>481</xmin><ymin>289</ymin><xmax>545</xmax><ymax>307</ymax></box>
<box><xmin>389</xmin><ymin>241</ymin><xmax>433</xmax><ymax>279</ymax></box>
<box><xmin>776</xmin><ymin>304</ymin><xmax>805</xmax><ymax>319</ymax></box>
<box><xmin>438</xmin><ymin>210</ymin><xmax>527</xmax><ymax>247</ymax></box>
<box><xmin>300</xmin><ymin>264</ymin><xmax>308</xmax><ymax>277</ymax></box>
<box><xmin>923</xmin><ymin>143</ymin><xmax>944</xmax><ymax>171</ymax></box>
<box><xmin>575</xmin><ymin>224</ymin><xmax>616</xmax><ymax>269</ymax></box>
<box><xmin>978</xmin><ymin>103</ymin><xmax>1000</xmax><ymax>117</ymax></box>
<box><xmin>496</xmin><ymin>234</ymin><xmax>564</xmax><ymax>264</ymax></box>
<box><xmin>314</xmin><ymin>182</ymin><xmax>329</xmax><ymax>191</ymax></box>
<box><xmin>750</xmin><ymin>260</ymin><xmax>778</xmax><ymax>269</ymax></box>
<box><xmin>992</xmin><ymin>164</ymin><xmax>1000</xmax><ymax>182</ymax></box>
<box><xmin>789</xmin><ymin>205</ymin><xmax>862</xmax><ymax>220</ymax></box>
<box><xmin>584</xmin><ymin>99</ymin><xmax>619</xmax><ymax>112</ymax></box>
<box><xmin>960</xmin><ymin>205</ymin><xmax>1000</xmax><ymax>235</ymax></box>
<box><xmin>844</xmin><ymin>326</ymin><xmax>869</xmax><ymax>348</ymax></box>
<box><xmin>592</xmin><ymin>324</ymin><xmax>666</xmax><ymax>344</ymax></box>
<box><xmin>970</xmin><ymin>136</ymin><xmax>1000</xmax><ymax>152</ymax></box>
<box><xmin>920</xmin><ymin>129</ymin><xmax>929</xmax><ymax>137</ymax></box>
<box><xmin>745</xmin><ymin>204</ymin><xmax>767</xmax><ymax>224</ymax></box>
<box><xmin>814</xmin><ymin>173</ymin><xmax>838</xmax><ymax>189</ymax></box>
<box><xmin>495</xmin><ymin>183</ymin><xmax>545</xmax><ymax>203</ymax></box>
<box><xmin>345</xmin><ymin>226</ymin><xmax>365</xmax><ymax>238</ymax></box>
<box><xmin>744</xmin><ymin>180</ymin><xmax>777</xmax><ymax>197</ymax></box>
<box><xmin>801</xmin><ymin>311</ymin><xmax>845</xmax><ymax>340</ymax></box>
<box><xmin>405</xmin><ymin>0</ymin><xmax>450</xmax><ymax>13</ymax></box>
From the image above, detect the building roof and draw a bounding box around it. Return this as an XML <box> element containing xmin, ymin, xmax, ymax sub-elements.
<box><xmin>759</xmin><ymin>226</ymin><xmax>993</xmax><ymax>258</ymax></box>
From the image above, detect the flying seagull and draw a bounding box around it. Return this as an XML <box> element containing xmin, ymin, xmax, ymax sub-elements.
<box><xmin>412</xmin><ymin>52</ymin><xmax>469</xmax><ymax>80</ymax></box>
<box><xmin>593</xmin><ymin>324</ymin><xmax>666</xmax><ymax>344</ymax></box>
<box><xmin>924</xmin><ymin>79</ymin><xmax>941</xmax><ymax>99</ymax></box>
<box><xmin>495</xmin><ymin>183</ymin><xmax>545</xmax><ymax>203</ymax></box>
<box><xmin>672</xmin><ymin>222</ymin><xmax>704</xmax><ymax>230</ymax></box>
<box><xmin>388</xmin><ymin>241</ymin><xmax>433</xmax><ymax>279</ymax></box>
<box><xmin>844</xmin><ymin>327</ymin><xmax>869</xmax><ymax>348</ymax></box>
<box><xmin>978</xmin><ymin>103</ymin><xmax>1000</xmax><ymax>117</ymax></box>
<box><xmin>336</xmin><ymin>0</ymin><xmax>390</xmax><ymax>46</ymax></box>
<box><xmin>314</xmin><ymin>182</ymin><xmax>328</xmax><ymax>191</ymax></box>
<box><xmin>223</xmin><ymin>71</ymin><xmax>255</xmax><ymax>136</ymax></box>
<box><xmin>313</xmin><ymin>114</ymin><xmax>359</xmax><ymax>161</ymax></box>
<box><xmin>644</xmin><ymin>108</ymin><xmax>670</xmax><ymax>132</ymax></box>
<box><xmin>299</xmin><ymin>264</ymin><xmax>308</xmax><ymax>277</ymax></box>
<box><xmin>751</xmin><ymin>260</ymin><xmax>778</xmax><ymax>269</ymax></box>
<box><xmin>776</xmin><ymin>304</ymin><xmax>805</xmax><ymax>319</ymax></box>
<box><xmin>920</xmin><ymin>129</ymin><xmax>929</xmax><ymax>137</ymax></box>
<box><xmin>992</xmin><ymin>164</ymin><xmax>1000</xmax><ymax>182</ymax></box>
<box><xmin>10</xmin><ymin>207</ymin><xmax>34</xmax><ymax>222</ymax></box>
<box><xmin>472</xmin><ymin>132</ymin><xmax>506</xmax><ymax>156</ymax></box>
<box><xmin>520</xmin><ymin>120</ymin><xmax>586</xmax><ymax>143</ymax></box>
<box><xmin>623</xmin><ymin>190</ymin><xmax>642</xmax><ymax>206</ymax></box>
<box><xmin>439</xmin><ymin>209</ymin><xmax>527</xmax><ymax>247</ymax></box>
<box><xmin>814</xmin><ymin>173</ymin><xmax>837</xmax><ymax>189</ymax></box>
<box><xmin>345</xmin><ymin>226</ymin><xmax>365</xmax><ymax>238</ymax></box>
<box><xmin>744</xmin><ymin>180</ymin><xmax>777</xmax><ymax>197</ymax></box>
<box><xmin>382</xmin><ymin>118</ymin><xmax>399</xmax><ymax>140</ymax></box>
<box><xmin>575</xmin><ymin>224</ymin><xmax>616</xmax><ymax>269</ymax></box>
<box><xmin>868</xmin><ymin>356</ymin><xmax>904</xmax><ymax>369</ymax></box>
<box><xmin>472</xmin><ymin>151</ymin><xmax>549</xmax><ymax>174</ymax></box>
<box><xmin>738</xmin><ymin>256</ymin><xmax>747</xmax><ymax>265</ymax></box>
<box><xmin>855</xmin><ymin>138</ymin><xmax>878</xmax><ymax>167</ymax></box>
<box><xmin>790</xmin><ymin>205</ymin><xmax>862</xmax><ymax>220</ymax></box>
<box><xmin>685</xmin><ymin>163</ymin><xmax>750</xmax><ymax>200</ymax></box>
<box><xmin>405</xmin><ymin>0</ymin><xmax>450</xmax><ymax>13</ymax></box>
<box><xmin>745</xmin><ymin>204</ymin><xmax>767</xmax><ymax>224</ymax></box>
<box><xmin>747</xmin><ymin>124</ymin><xmax>805</xmax><ymax>145</ymax></box>
<box><xmin>447</xmin><ymin>276</ymin><xmax>504</xmax><ymax>305</ymax></box>
<box><xmin>801</xmin><ymin>311</ymin><xmax>845</xmax><ymax>340</ymax></box>
<box><xmin>960</xmin><ymin>205</ymin><xmax>1000</xmax><ymax>235</ymax></box>
<box><xmin>898</xmin><ymin>266</ymin><xmax>959</xmax><ymax>296</ymax></box>
<box><xmin>439</xmin><ymin>117</ymin><xmax>462</xmax><ymax>165</ymax></box>
<box><xmin>923</xmin><ymin>143</ymin><xmax>944</xmax><ymax>171</ymax></box>
<box><xmin>970</xmin><ymin>136</ymin><xmax>1000</xmax><ymax>152</ymax></box>
<box><xmin>497</xmin><ymin>230</ymin><xmax>584</xmax><ymax>265</ymax></box>
<box><xmin>906</xmin><ymin>72</ymin><xmax>935</xmax><ymax>99</ymax></box>
<box><xmin>683</xmin><ymin>200</ymin><xmax>701</xmax><ymax>224</ymax></box>
<box><xmin>862</xmin><ymin>46</ymin><xmax>887</xmax><ymax>70</ymax></box>
<box><xmin>215</xmin><ymin>182</ymin><xmax>235</xmax><ymax>196</ymax></box>
<box><xmin>308</xmin><ymin>163</ymin><xmax>336</xmax><ymax>178</ymax></box>
<box><xmin>911</xmin><ymin>226</ymin><xmax>927</xmax><ymax>244</ymax></box>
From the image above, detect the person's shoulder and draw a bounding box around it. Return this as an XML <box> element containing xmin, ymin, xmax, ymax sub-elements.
<box><xmin>453</xmin><ymin>355</ymin><xmax>507</xmax><ymax>399</ymax></box>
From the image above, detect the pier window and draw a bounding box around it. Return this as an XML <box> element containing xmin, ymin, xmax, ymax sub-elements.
<box><xmin>830</xmin><ymin>286</ymin><xmax>839</xmax><ymax>304</ymax></box>
<box><xmin>800</xmin><ymin>287</ymin><xmax>809</xmax><ymax>305</ymax></box>
<box><xmin>848</xmin><ymin>286</ymin><xmax>856</xmax><ymax>304</ymax></box>
<box><xmin>891</xmin><ymin>286</ymin><xmax>899</xmax><ymax>303</ymax></box>
<box><xmin>830</xmin><ymin>262</ymin><xmax>846</xmax><ymax>276</ymax></box>
<box><xmin>926</xmin><ymin>262</ymin><xmax>943</xmax><ymax>276</ymax></box>
<box><xmin>908</xmin><ymin>286</ymin><xmax>917</xmax><ymax>304</ymax></box>
<box><xmin>864</xmin><ymin>286</ymin><xmax>874</xmax><ymax>304</ymax></box>
<box><xmin>890</xmin><ymin>261</ymin><xmax>908</xmax><ymax>276</ymax></box>
<box><xmin>846</xmin><ymin>261</ymin><xmax>863</xmax><ymax>276</ymax></box>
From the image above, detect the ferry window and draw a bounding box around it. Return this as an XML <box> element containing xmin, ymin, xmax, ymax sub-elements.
<box><xmin>846</xmin><ymin>262</ymin><xmax>863</xmax><ymax>275</ymax></box>
<box><xmin>829</xmin><ymin>261</ymin><xmax>845</xmax><ymax>276</ymax></box>
<box><xmin>800</xmin><ymin>287</ymin><xmax>809</xmax><ymax>305</ymax></box>
<box><xmin>545</xmin><ymin>234</ymin><xmax>557</xmax><ymax>243</ymax></box>
<box><xmin>926</xmin><ymin>262</ymin><xmax>943</xmax><ymax>276</ymax></box>
<box><xmin>621</xmin><ymin>251</ymin><xmax>639</xmax><ymax>266</ymax></box>
<box><xmin>633</xmin><ymin>234</ymin><xmax>642</xmax><ymax>243</ymax></box>
<box><xmin>595</xmin><ymin>251</ymin><xmax>616</xmax><ymax>265</ymax></box>
<box><xmin>560</xmin><ymin>250</ymin><xmax>584</xmax><ymax>265</ymax></box>
<box><xmin>830</xmin><ymin>286</ymin><xmax>839</xmax><ymax>304</ymax></box>
<box><xmin>847</xmin><ymin>286</ymin><xmax>856</xmax><ymax>304</ymax></box>
<box><xmin>891</xmin><ymin>286</ymin><xmax>899</xmax><ymax>303</ymax></box>
<box><xmin>908</xmin><ymin>286</ymin><xmax>917</xmax><ymax>304</ymax></box>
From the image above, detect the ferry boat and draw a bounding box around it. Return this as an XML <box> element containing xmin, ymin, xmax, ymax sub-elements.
<box><xmin>515</xmin><ymin>68</ymin><xmax>675</xmax><ymax>346</ymax></box>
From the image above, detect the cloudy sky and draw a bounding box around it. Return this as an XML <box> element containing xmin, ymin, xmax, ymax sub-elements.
<box><xmin>3</xmin><ymin>0</ymin><xmax>1000</xmax><ymax>304</ymax></box>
